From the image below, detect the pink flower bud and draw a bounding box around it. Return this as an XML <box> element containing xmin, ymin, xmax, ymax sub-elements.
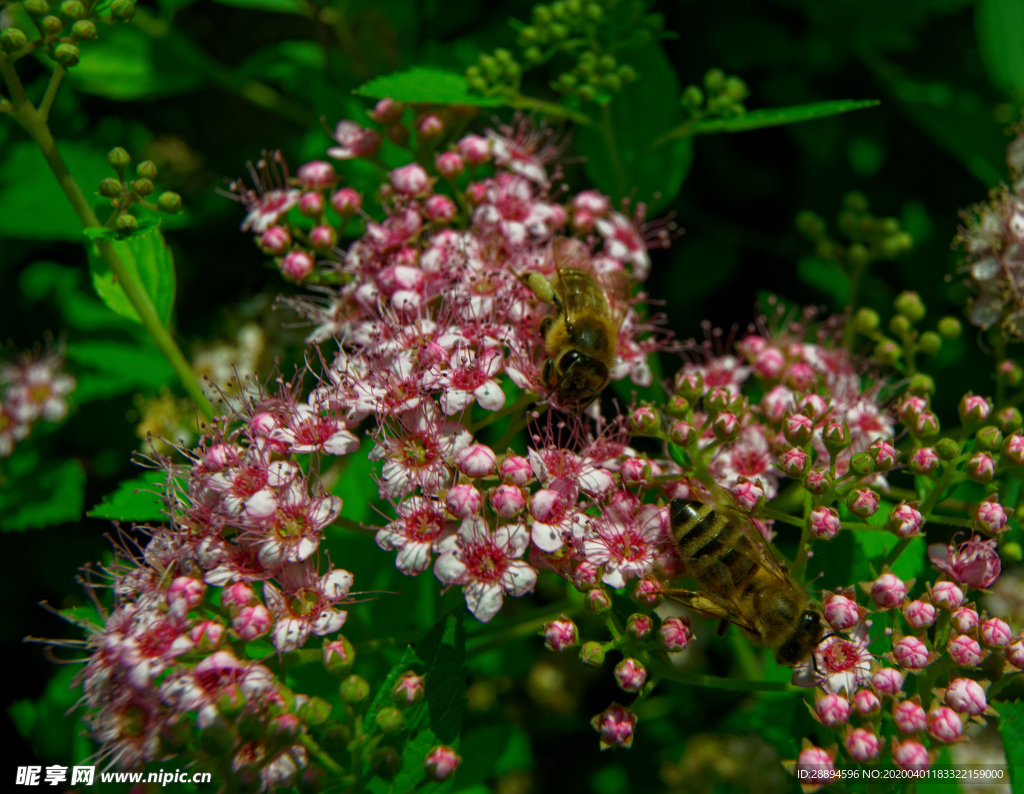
<box><xmin>281</xmin><ymin>250</ymin><xmax>314</xmax><ymax>281</ymax></box>
<box><xmin>669</xmin><ymin>420</ymin><xmax>695</xmax><ymax>446</ymax></box>
<box><xmin>249</xmin><ymin>412</ymin><xmax>278</xmax><ymax>436</ymax></box>
<box><xmin>804</xmin><ymin>468</ymin><xmax>833</xmax><ymax>495</ymax></box>
<box><xmin>785</xmin><ymin>362</ymin><xmax>815</xmax><ymax>391</ymax></box>
<box><xmin>870</xmin><ymin>573</ymin><xmax>907</xmax><ymax>610</ymax></box>
<box><xmin>872</xmin><ymin>666</ymin><xmax>905</xmax><ymax>696</ymax></box>
<box><xmin>299</xmin><ymin>191</ymin><xmax>324</xmax><ymax>216</ymax></box>
<box><xmin>167</xmin><ymin>576</ymin><xmax>205</xmax><ymax>614</ymax></box>
<box><xmin>947</xmin><ymin>633</ymin><xmax>983</xmax><ymax>667</ymax></box>
<box><xmin>754</xmin><ymin>347</ymin><xmax>785</xmax><ymax>379</ymax></box>
<box><xmin>634</xmin><ymin>579</ymin><xmax>663</xmax><ymax>609</ymax></box>
<box><xmin>445</xmin><ymin>484</ymin><xmax>481</xmax><ymax>518</ymax></box>
<box><xmin>915</xmin><ymin>411</ymin><xmax>940</xmax><ymax>437</ymax></box>
<box><xmin>809</xmin><ymin>506</ymin><xmax>841</xmax><ymax>540</ymax></box>
<box><xmin>981</xmin><ymin>617</ymin><xmax>1012</xmax><ymax>647</ymax></box>
<box><xmin>464</xmin><ymin>181</ymin><xmax>488</xmax><ymax>205</ymax></box>
<box><xmin>892</xmin><ymin>738</ymin><xmax>931</xmax><ymax>771</ymax></box>
<box><xmin>1007</xmin><ymin>637</ymin><xmax>1024</xmax><ymax>669</ymax></box>
<box><xmin>591</xmin><ymin>702</ymin><xmax>637</xmax><ymax>750</ymax></box>
<box><xmin>674</xmin><ymin>371</ymin><xmax>703</xmax><ymax>399</ymax></box>
<box><xmin>222</xmin><ymin>582</ymin><xmax>254</xmax><ymax>613</ymax></box>
<box><xmin>322</xmin><ymin>637</ymin><xmax>355</xmax><ymax>675</ymax></box>
<box><xmin>620</xmin><ymin>457</ymin><xmax>650</xmax><ymax>484</ymax></box>
<box><xmin>542</xmin><ymin>616</ymin><xmax>579</xmax><ymax>652</ymax></box>
<box><xmin>393</xmin><ymin>671</ymin><xmax>426</xmax><ymax>706</ymax></box>
<box><xmin>893</xmin><ymin>636</ymin><xmax>932</xmax><ymax>670</ymax></box>
<box><xmin>926</xmin><ymin>706</ymin><xmax>963</xmax><ymax>742</ymax></box>
<box><xmin>435</xmin><ymin>151</ymin><xmax>464</xmax><ymax>179</ymax></box>
<box><xmin>189</xmin><ymin>620</ymin><xmax>225</xmax><ymax>651</ymax></box>
<box><xmin>330</xmin><ymin>187</ymin><xmax>362</xmax><ymax>216</ymax></box>
<box><xmin>391</xmin><ymin>163</ymin><xmax>431</xmax><ymax>195</ymax></box>
<box><xmin>659</xmin><ymin>616</ymin><xmax>693</xmax><ymax>652</ymax></box>
<box><xmin>232</xmin><ymin>604</ymin><xmax>271</xmax><ymax>640</ymax></box>
<box><xmin>500</xmin><ymin>455</ymin><xmax>531</xmax><ymax>486</ymax></box>
<box><xmin>309</xmin><ymin>224</ymin><xmax>337</xmax><ymax>251</ymax></box>
<box><xmin>903</xmin><ymin>599</ymin><xmax>937</xmax><ymax>628</ymax></box>
<box><xmin>868</xmin><ymin>438</ymin><xmax>897</xmax><ymax>472</ymax></box>
<box><xmin>899</xmin><ymin>395</ymin><xmax>929</xmax><ymax>423</ymax></box>
<box><xmin>845</xmin><ymin>728</ymin><xmax>881</xmax><ymax>762</ymax></box>
<box><xmin>490</xmin><ymin>484</ymin><xmax>524</xmax><ymax>517</ymax></box>
<box><xmin>614</xmin><ymin>657</ymin><xmax>647</xmax><ymax>692</ymax></box>
<box><xmin>795</xmin><ymin>746</ymin><xmax>834</xmax><ymax>781</ymax></box>
<box><xmin>424</xmin><ymin>745</ymin><xmax>462</xmax><ymax>781</ymax></box>
<box><xmin>959</xmin><ymin>393</ymin><xmax>992</xmax><ymax>424</ymax></box>
<box><xmin>907</xmin><ymin>446</ymin><xmax>938</xmax><ymax>475</ymax></box>
<box><xmin>795</xmin><ymin>394</ymin><xmax>827</xmax><ymax>419</ymax></box>
<box><xmin>966</xmin><ymin>452</ymin><xmax>996</xmax><ymax>483</ymax></box>
<box><xmin>946</xmin><ymin>678</ymin><xmax>987</xmax><ymax>716</ymax></box>
<box><xmin>889</xmin><ymin>503</ymin><xmax>924</xmax><ymax>537</ymax></box>
<box><xmin>371</xmin><ymin>98</ymin><xmax>403</xmax><ymax>124</ymax></box>
<box><xmin>417</xmin><ymin>114</ymin><xmax>444</xmax><ymax>137</ymax></box>
<box><xmin>854</xmin><ymin>689</ymin><xmax>881</xmax><ymax>716</ymax></box>
<box><xmin>784</xmin><ymin>413</ymin><xmax>814</xmax><ymax>445</ymax></box>
<box><xmin>572</xmin><ymin>190</ymin><xmax>611</xmax><ymax>215</ymax></box>
<box><xmin>823</xmin><ymin>593</ymin><xmax>860</xmax><ymax>630</ymax></box>
<box><xmin>572</xmin><ymin>209</ymin><xmax>595</xmax><ymax>232</ymax></box>
<box><xmin>630</xmin><ymin>405</ymin><xmax>660</xmax><ymax>434</ymax></box>
<box><xmin>454</xmin><ymin>444</ymin><xmax>496</xmax><ymax>477</ymax></box>
<box><xmin>931</xmin><ymin>581</ymin><xmax>965</xmax><ymax>609</ymax></box>
<box><xmin>1004</xmin><ymin>433</ymin><xmax>1024</xmax><ymax>465</ymax></box>
<box><xmin>848</xmin><ymin>488</ymin><xmax>879</xmax><ymax>519</ymax></box>
<box><xmin>457</xmin><ymin>134</ymin><xmax>491</xmax><ymax>165</ymax></box>
<box><xmin>780</xmin><ymin>446</ymin><xmax>810</xmax><ymax>477</ymax></box>
<box><xmin>731</xmin><ymin>479</ymin><xmax>765</xmax><ymax>511</ymax></box>
<box><xmin>260</xmin><ymin>225</ymin><xmax>291</xmax><ymax>253</ymax></box>
<box><xmin>424</xmin><ymin>194</ymin><xmax>457</xmax><ymax>223</ymax></box>
<box><xmin>586</xmin><ymin>588</ymin><xmax>612</xmax><ymax>615</ymax></box>
<box><xmin>893</xmin><ymin>698</ymin><xmax>927</xmax><ymax>733</ymax></box>
<box><xmin>823</xmin><ymin>419</ymin><xmax>850</xmax><ymax>450</ymax></box>
<box><xmin>626</xmin><ymin>613</ymin><xmax>653</xmax><ymax>641</ymax></box>
<box><xmin>950</xmin><ymin>606</ymin><xmax>979</xmax><ymax>633</ymax></box>
<box><xmin>296</xmin><ymin>160</ymin><xmax>335</xmax><ymax>189</ymax></box>
<box><xmin>975</xmin><ymin>500</ymin><xmax>1008</xmax><ymax>534</ymax></box>
<box><xmin>815</xmin><ymin>693</ymin><xmax>850</xmax><ymax>726</ymax></box>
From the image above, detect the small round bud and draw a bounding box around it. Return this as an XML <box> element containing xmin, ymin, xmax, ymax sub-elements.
<box><xmin>894</xmin><ymin>291</ymin><xmax>926</xmax><ymax>323</ymax></box>
<box><xmin>134</xmin><ymin>160</ymin><xmax>158</xmax><ymax>180</ymax></box>
<box><xmin>934</xmin><ymin>437</ymin><xmax>959</xmax><ymax>460</ymax></box>
<box><xmin>999</xmin><ymin>359</ymin><xmax>1024</xmax><ymax>386</ymax></box>
<box><xmin>24</xmin><ymin>0</ymin><xmax>50</xmax><ymax>14</ymax></box>
<box><xmin>848</xmin><ymin>488</ymin><xmax>879</xmax><ymax>519</ymax></box>
<box><xmin>704</xmin><ymin>67</ymin><xmax>725</xmax><ymax>91</ymax></box>
<box><xmin>542</xmin><ymin>616</ymin><xmax>579</xmax><ymax>652</ymax></box>
<box><xmin>613</xmin><ymin>658</ymin><xmax>647</xmax><ymax>693</ymax></box>
<box><xmin>804</xmin><ymin>468</ymin><xmax>833</xmax><ymax>496</ymax></box>
<box><xmin>0</xmin><ymin>28</ymin><xmax>28</xmax><ymax>51</ymax></box>
<box><xmin>874</xmin><ymin>338</ymin><xmax>902</xmax><ymax>365</ymax></box>
<box><xmin>997</xmin><ymin>407</ymin><xmax>1024</xmax><ymax>433</ymax></box>
<box><xmin>907</xmin><ymin>372</ymin><xmax>935</xmax><ymax>395</ymax></box>
<box><xmin>633</xmin><ymin>579</ymin><xmax>663</xmax><ymax>609</ymax></box>
<box><xmin>966</xmin><ymin>452</ymin><xmax>995</xmax><ymax>483</ymax></box>
<box><xmin>371</xmin><ymin>747</ymin><xmax>401</xmax><ymax>780</ymax></box>
<box><xmin>938</xmin><ymin>316</ymin><xmax>962</xmax><ymax>339</ymax></box>
<box><xmin>959</xmin><ymin>393</ymin><xmax>992</xmax><ymax>426</ymax></box>
<box><xmin>297</xmin><ymin>696</ymin><xmax>332</xmax><ymax>726</ymax></box>
<box><xmin>70</xmin><ymin>19</ymin><xmax>96</xmax><ymax>39</ymax></box>
<box><xmin>309</xmin><ymin>225</ymin><xmax>337</xmax><ymax>251</ymax></box>
<box><xmin>156</xmin><ymin>191</ymin><xmax>182</xmax><ymax>213</ymax></box>
<box><xmin>133</xmin><ymin>177</ymin><xmax>154</xmax><ymax>197</ymax></box>
<box><xmin>675</xmin><ymin>371</ymin><xmax>703</xmax><ymax>401</ymax></box>
<box><xmin>783</xmin><ymin>413</ymin><xmax>814</xmax><ymax>445</ymax></box>
<box><xmin>853</xmin><ymin>307</ymin><xmax>880</xmax><ymax>334</ymax></box>
<box><xmin>850</xmin><ymin>451</ymin><xmax>874</xmax><ymax>476</ymax></box>
<box><xmin>809</xmin><ymin>506</ymin><xmax>841</xmax><ymax>540</ymax></box>
<box><xmin>918</xmin><ymin>331</ymin><xmax>941</xmax><ymax>355</ymax></box>
<box><xmin>281</xmin><ymin>251</ymin><xmax>314</xmax><ymax>282</ymax></box>
<box><xmin>59</xmin><ymin>0</ymin><xmax>86</xmax><ymax>19</ymax></box>
<box><xmin>890</xmin><ymin>314</ymin><xmax>912</xmax><ymax>336</ymax></box>
<box><xmin>99</xmin><ymin>178</ymin><xmax>123</xmax><ymax>197</ymax></box>
<box><xmin>915</xmin><ymin>411</ymin><xmax>940</xmax><ymax>438</ymax></box>
<box><xmin>870</xmin><ymin>572</ymin><xmax>906</xmax><ymax>610</ymax></box>
<box><xmin>625</xmin><ymin>613</ymin><xmax>653</xmax><ymax>641</ymax></box>
<box><xmin>41</xmin><ymin>13</ymin><xmax>64</xmax><ymax>33</ymax></box>
<box><xmin>339</xmin><ymin>674</ymin><xmax>369</xmax><ymax>704</ymax></box>
<box><xmin>115</xmin><ymin>213</ymin><xmax>138</xmax><ymax>232</ymax></box>
<box><xmin>795</xmin><ymin>210</ymin><xmax>826</xmax><ymax>238</ymax></box>
<box><xmin>976</xmin><ymin>425</ymin><xmax>1003</xmax><ymax>452</ymax></box>
<box><xmin>822</xmin><ymin>419</ymin><xmax>850</xmax><ymax>452</ymax></box>
<box><xmin>54</xmin><ymin>42</ymin><xmax>80</xmax><ymax>66</ymax></box>
<box><xmin>392</xmin><ymin>672</ymin><xmax>425</xmax><ymax>707</ymax></box>
<box><xmin>908</xmin><ymin>447</ymin><xmax>939</xmax><ymax>474</ymax></box>
<box><xmin>424</xmin><ymin>746</ymin><xmax>462</xmax><ymax>782</ymax></box>
<box><xmin>110</xmin><ymin>0</ymin><xmax>136</xmax><ymax>20</ymax></box>
<box><xmin>579</xmin><ymin>640</ymin><xmax>606</xmax><ymax>667</ymax></box>
<box><xmin>815</xmin><ymin>693</ymin><xmax>850</xmax><ymax>727</ymax></box>
<box><xmin>107</xmin><ymin>147</ymin><xmax>131</xmax><ymax>171</ymax></box>
<box><xmin>630</xmin><ymin>405</ymin><xmax>660</xmax><ymax>435</ymax></box>
<box><xmin>585</xmin><ymin>588</ymin><xmax>612</xmax><ymax>615</ymax></box>
<box><xmin>322</xmin><ymin>637</ymin><xmax>356</xmax><ymax>675</ymax></box>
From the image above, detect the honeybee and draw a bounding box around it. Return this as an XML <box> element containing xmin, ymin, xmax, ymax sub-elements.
<box><xmin>667</xmin><ymin>498</ymin><xmax>826</xmax><ymax>667</ymax></box>
<box><xmin>520</xmin><ymin>238</ymin><xmax>628</xmax><ymax>405</ymax></box>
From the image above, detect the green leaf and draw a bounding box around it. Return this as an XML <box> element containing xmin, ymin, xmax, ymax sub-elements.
<box><xmin>8</xmin><ymin>666</ymin><xmax>87</xmax><ymax>763</ymax></box>
<box><xmin>83</xmin><ymin>217</ymin><xmax>161</xmax><ymax>242</ymax></box>
<box><xmin>796</xmin><ymin>256</ymin><xmax>850</xmax><ymax>307</ymax></box>
<box><xmin>354</xmin><ymin>68</ymin><xmax>504</xmax><ymax>107</ymax></box>
<box><xmin>0</xmin><ymin>141</ymin><xmax>111</xmax><ymax>241</ymax></box>
<box><xmin>65</xmin><ymin>339</ymin><xmax>176</xmax><ymax>402</ymax></box>
<box><xmin>662</xmin><ymin>99</ymin><xmax>880</xmax><ymax>140</ymax></box>
<box><xmin>88</xmin><ymin>471</ymin><xmax>167</xmax><ymax>522</ymax></box>
<box><xmin>210</xmin><ymin>0</ymin><xmax>305</xmax><ymax>12</ymax></box>
<box><xmin>67</xmin><ymin>20</ymin><xmax>210</xmax><ymax>100</ymax></box>
<box><xmin>20</xmin><ymin>262</ymin><xmax>136</xmax><ymax>332</ymax></box>
<box><xmin>577</xmin><ymin>46</ymin><xmax>693</xmax><ymax>212</ymax></box>
<box><xmin>976</xmin><ymin>0</ymin><xmax>1024</xmax><ymax>93</ymax></box>
<box><xmin>87</xmin><ymin>226</ymin><xmax>176</xmax><ymax>326</ymax></box>
<box><xmin>0</xmin><ymin>448</ymin><xmax>85</xmax><ymax>532</ymax></box>
<box><xmin>998</xmin><ymin>700</ymin><xmax>1024</xmax><ymax>792</ymax></box>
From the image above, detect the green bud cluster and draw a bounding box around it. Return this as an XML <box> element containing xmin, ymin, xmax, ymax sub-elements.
<box><xmin>465</xmin><ymin>48</ymin><xmax>522</xmax><ymax>95</ymax></box>
<box><xmin>551</xmin><ymin>50</ymin><xmax>637</xmax><ymax>103</ymax></box>
<box><xmin>95</xmin><ymin>148</ymin><xmax>182</xmax><ymax>236</ymax></box>
<box><xmin>797</xmin><ymin>192</ymin><xmax>914</xmax><ymax>269</ymax></box>
<box><xmin>680</xmin><ymin>68</ymin><xmax>749</xmax><ymax>118</ymax></box>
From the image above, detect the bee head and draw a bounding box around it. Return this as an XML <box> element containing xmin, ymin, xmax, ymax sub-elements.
<box><xmin>775</xmin><ymin>609</ymin><xmax>826</xmax><ymax>667</ymax></box>
<box><xmin>550</xmin><ymin>350</ymin><xmax>609</xmax><ymax>402</ymax></box>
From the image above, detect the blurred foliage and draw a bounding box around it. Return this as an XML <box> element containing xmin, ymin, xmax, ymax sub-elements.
<box><xmin>3</xmin><ymin>0</ymin><xmax>1024</xmax><ymax>790</ymax></box>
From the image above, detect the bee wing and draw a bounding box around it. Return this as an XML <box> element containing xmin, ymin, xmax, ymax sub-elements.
<box><xmin>720</xmin><ymin>505</ymin><xmax>793</xmax><ymax>585</ymax></box>
<box><xmin>599</xmin><ymin>269</ymin><xmax>633</xmax><ymax>333</ymax></box>
<box><xmin>668</xmin><ymin>583</ymin><xmax>760</xmax><ymax>636</ymax></box>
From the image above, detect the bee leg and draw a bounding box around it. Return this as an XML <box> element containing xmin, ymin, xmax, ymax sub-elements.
<box><xmin>716</xmin><ymin>619</ymin><xmax>729</xmax><ymax>637</ymax></box>
<box><xmin>542</xmin><ymin>358</ymin><xmax>555</xmax><ymax>388</ymax></box>
<box><xmin>539</xmin><ymin>316</ymin><xmax>552</xmax><ymax>338</ymax></box>
<box><xmin>519</xmin><ymin>272</ymin><xmax>557</xmax><ymax>305</ymax></box>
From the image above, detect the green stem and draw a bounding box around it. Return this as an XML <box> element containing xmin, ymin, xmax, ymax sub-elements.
<box><xmin>646</xmin><ymin>655</ymin><xmax>795</xmax><ymax>692</ymax></box>
<box><xmin>37</xmin><ymin>63</ymin><xmax>63</xmax><ymax>122</ymax></box>
<box><xmin>599</xmin><ymin>102</ymin><xmax>628</xmax><ymax>200</ymax></box>
<box><xmin>880</xmin><ymin>538</ymin><xmax>910</xmax><ymax>571</ymax></box>
<box><xmin>842</xmin><ymin>259</ymin><xmax>870</xmax><ymax>349</ymax></box>
<box><xmin>299</xmin><ymin>734</ymin><xmax>346</xmax><ymax>778</ymax></box>
<box><xmin>0</xmin><ymin>54</ymin><xmax>214</xmax><ymax>419</ymax></box>
<box><xmin>504</xmin><ymin>92</ymin><xmax>594</xmax><ymax>126</ymax></box>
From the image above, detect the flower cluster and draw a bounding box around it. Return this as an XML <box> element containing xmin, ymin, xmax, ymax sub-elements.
<box><xmin>0</xmin><ymin>347</ymin><xmax>75</xmax><ymax>457</ymax></box>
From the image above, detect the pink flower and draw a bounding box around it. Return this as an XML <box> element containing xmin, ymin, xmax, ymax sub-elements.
<box><xmin>490</xmin><ymin>484</ymin><xmax>525</xmax><ymax>517</ymax></box>
<box><xmin>659</xmin><ymin>617</ymin><xmax>693</xmax><ymax>652</ymax></box>
<box><xmin>959</xmin><ymin>393</ymin><xmax>992</xmax><ymax>423</ymax></box>
<box><xmin>931</xmin><ymin>580</ymin><xmax>965</xmax><ymax>609</ymax></box>
<box><xmin>376</xmin><ymin>496</ymin><xmax>455</xmax><ymax>576</ymax></box>
<box><xmin>869</xmin><ymin>573</ymin><xmax>907</xmax><ymax>610</ymax></box>
<box><xmin>260</xmin><ymin>225</ymin><xmax>291</xmax><ymax>253</ymax></box>
<box><xmin>926</xmin><ymin>706</ymin><xmax>964</xmax><ymax>742</ymax></box>
<box><xmin>487</xmin><ymin>127</ymin><xmax>549</xmax><ymax>185</ymax></box>
<box><xmin>889</xmin><ymin>503</ymin><xmax>924</xmax><ymax>537</ymax></box>
<box><xmin>892</xmin><ymin>738</ymin><xmax>931</xmax><ymax>772</ymax></box>
<box><xmin>327</xmin><ymin>120</ymin><xmax>381</xmax><ymax>160</ymax></box>
<box><xmin>892</xmin><ymin>636</ymin><xmax>933</xmax><ymax>671</ymax></box>
<box><xmin>591</xmin><ymin>703</ymin><xmax>637</xmax><ymax>750</ymax></box>
<box><xmin>454</xmin><ymin>444</ymin><xmax>497</xmax><ymax>478</ymax></box>
<box><xmin>295</xmin><ymin>160</ymin><xmax>335</xmax><ymax>189</ymax></box>
<box><xmin>908</xmin><ymin>447</ymin><xmax>939</xmax><ymax>474</ymax></box>
<box><xmin>424</xmin><ymin>745</ymin><xmax>462</xmax><ymax>781</ymax></box>
<box><xmin>945</xmin><ymin>678</ymin><xmax>987</xmax><ymax>716</ymax></box>
<box><xmin>950</xmin><ymin>606</ymin><xmax>979</xmax><ymax>633</ymax></box>
<box><xmin>595</xmin><ymin>212</ymin><xmax>651</xmax><ymax>280</ymax></box>
<box><xmin>981</xmin><ymin>617</ymin><xmax>1012</xmax><ymax>646</ymax></box>
<box><xmin>439</xmin><ymin>348</ymin><xmax>506</xmax><ymax>416</ymax></box>
<box><xmin>975</xmin><ymin>500</ymin><xmax>1008</xmax><ymax>534</ymax></box>
<box><xmin>457</xmin><ymin>134</ymin><xmax>491</xmax><ymax>165</ymax></box>
<box><xmin>903</xmin><ymin>599</ymin><xmax>936</xmax><ymax>628</ymax></box>
<box><xmin>614</xmin><ymin>658</ymin><xmax>647</xmax><ymax>692</ymax></box>
<box><xmin>815</xmin><ymin>693</ymin><xmax>850</xmax><ymax>726</ymax></box>
<box><xmin>391</xmin><ymin>163</ymin><xmax>431</xmax><ymax>195</ymax></box>
<box><xmin>626</xmin><ymin>613</ymin><xmax>653</xmax><ymax>640</ymax></box>
<box><xmin>845</xmin><ymin>728</ymin><xmax>881</xmax><ymax>762</ymax></box>
<box><xmin>779</xmin><ymin>446</ymin><xmax>809</xmax><ymax>477</ymax></box>
<box><xmin>823</xmin><ymin>592</ymin><xmax>862</xmax><ymax>631</ymax></box>
<box><xmin>893</xmin><ymin>698</ymin><xmax>927</xmax><ymax>733</ymax></box>
<box><xmin>809</xmin><ymin>507</ymin><xmax>841</xmax><ymax>541</ymax></box>
<box><xmin>371</xmin><ymin>404</ymin><xmax>472</xmax><ymax>499</ymax></box>
<box><xmin>330</xmin><ymin>187</ymin><xmax>362</xmax><ymax>216</ymax></box>
<box><xmin>871</xmin><ymin>666</ymin><xmax>905</xmax><ymax>697</ymax></box>
<box><xmin>424</xmin><ymin>194</ymin><xmax>457</xmax><ymax>223</ymax></box>
<box><xmin>966</xmin><ymin>452</ymin><xmax>996</xmax><ymax>482</ymax></box>
<box><xmin>435</xmin><ymin>152</ymin><xmax>464</xmax><ymax>179</ymax></box>
<box><xmin>811</xmin><ymin>625</ymin><xmax>873</xmax><ymax>694</ymax></box>
<box><xmin>166</xmin><ymin>577</ymin><xmax>205</xmax><ymax>619</ymax></box>
<box><xmin>269</xmin><ymin>400</ymin><xmax>359</xmax><ymax>457</ymax></box>
<box><xmin>928</xmin><ymin>535</ymin><xmax>1001</xmax><ymax>588</ymax></box>
<box><xmin>241</xmin><ymin>188</ymin><xmax>300</xmax><ymax>233</ymax></box>
<box><xmin>501</xmin><ymin>455</ymin><xmax>532</xmax><ymax>486</ymax></box>
<box><xmin>753</xmin><ymin>346</ymin><xmax>785</xmax><ymax>379</ymax></box>
<box><xmin>281</xmin><ymin>251</ymin><xmax>314</xmax><ymax>281</ymax></box>
<box><xmin>233</xmin><ymin>605</ymin><xmax>271</xmax><ymax>640</ymax></box>
<box><xmin>1007</xmin><ymin>637</ymin><xmax>1024</xmax><ymax>669</ymax></box>
<box><xmin>222</xmin><ymin>582</ymin><xmax>254</xmax><ymax>613</ymax></box>
<box><xmin>393</xmin><ymin>671</ymin><xmax>426</xmax><ymax>705</ymax></box>
<box><xmin>795</xmin><ymin>745</ymin><xmax>834</xmax><ymax>785</ymax></box>
<box><xmin>445</xmin><ymin>484</ymin><xmax>481</xmax><ymax>519</ymax></box>
<box><xmin>947</xmin><ymin>633</ymin><xmax>983</xmax><ymax>667</ymax></box>
<box><xmin>433</xmin><ymin>516</ymin><xmax>537</xmax><ymax>622</ymax></box>
<box><xmin>848</xmin><ymin>488</ymin><xmax>879</xmax><ymax>519</ymax></box>
<box><xmin>417</xmin><ymin>114</ymin><xmax>444</xmax><ymax>137</ymax></box>
<box><xmin>583</xmin><ymin>503</ymin><xmax>666</xmax><ymax>588</ymax></box>
<box><xmin>853</xmin><ymin>688</ymin><xmax>880</xmax><ymax>715</ymax></box>
<box><xmin>542</xmin><ymin>616</ymin><xmax>579</xmax><ymax>652</ymax></box>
